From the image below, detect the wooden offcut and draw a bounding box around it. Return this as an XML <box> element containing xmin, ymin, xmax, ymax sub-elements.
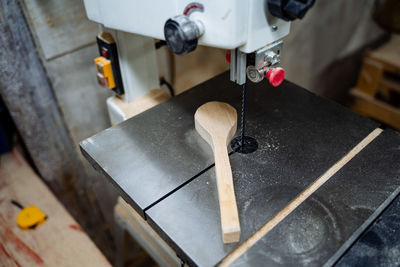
<box><xmin>194</xmin><ymin>102</ymin><xmax>240</xmax><ymax>243</ymax></box>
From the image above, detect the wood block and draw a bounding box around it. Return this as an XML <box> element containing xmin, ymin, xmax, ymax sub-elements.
<box><xmin>0</xmin><ymin>149</ymin><xmax>110</xmax><ymax>267</ymax></box>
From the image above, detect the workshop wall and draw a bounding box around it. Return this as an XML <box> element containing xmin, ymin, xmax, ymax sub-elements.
<box><xmin>11</xmin><ymin>0</ymin><xmax>385</xmax><ymax>262</ymax></box>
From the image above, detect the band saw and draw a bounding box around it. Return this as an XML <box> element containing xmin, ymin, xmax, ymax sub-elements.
<box><xmin>81</xmin><ymin>71</ymin><xmax>400</xmax><ymax>266</ymax></box>
<box><xmin>80</xmin><ymin>1</ymin><xmax>400</xmax><ymax>266</ymax></box>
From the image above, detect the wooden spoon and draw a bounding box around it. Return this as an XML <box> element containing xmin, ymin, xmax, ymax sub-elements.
<box><xmin>194</xmin><ymin>101</ymin><xmax>240</xmax><ymax>243</ymax></box>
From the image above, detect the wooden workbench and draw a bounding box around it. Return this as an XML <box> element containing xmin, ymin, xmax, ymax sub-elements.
<box><xmin>0</xmin><ymin>149</ymin><xmax>111</xmax><ymax>267</ymax></box>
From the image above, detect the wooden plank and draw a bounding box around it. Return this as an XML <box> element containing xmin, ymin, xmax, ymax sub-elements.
<box><xmin>0</xmin><ymin>149</ymin><xmax>111</xmax><ymax>267</ymax></box>
<box><xmin>219</xmin><ymin>128</ymin><xmax>383</xmax><ymax>267</ymax></box>
<box><xmin>350</xmin><ymin>89</ymin><xmax>400</xmax><ymax>130</ymax></box>
<box><xmin>195</xmin><ymin>102</ymin><xmax>240</xmax><ymax>243</ymax></box>
<box><xmin>21</xmin><ymin>0</ymin><xmax>97</xmax><ymax>60</ymax></box>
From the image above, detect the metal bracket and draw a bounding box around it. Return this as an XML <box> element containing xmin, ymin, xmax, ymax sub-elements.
<box><xmin>247</xmin><ymin>41</ymin><xmax>283</xmax><ymax>83</ymax></box>
<box><xmin>255</xmin><ymin>40</ymin><xmax>283</xmax><ymax>69</ymax></box>
<box><xmin>230</xmin><ymin>49</ymin><xmax>247</xmax><ymax>85</ymax></box>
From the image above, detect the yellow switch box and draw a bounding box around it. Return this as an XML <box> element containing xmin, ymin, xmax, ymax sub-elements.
<box><xmin>94</xmin><ymin>56</ymin><xmax>115</xmax><ymax>89</ymax></box>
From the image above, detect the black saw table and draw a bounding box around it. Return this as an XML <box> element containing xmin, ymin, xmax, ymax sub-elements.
<box><xmin>80</xmin><ymin>72</ymin><xmax>400</xmax><ymax>267</ymax></box>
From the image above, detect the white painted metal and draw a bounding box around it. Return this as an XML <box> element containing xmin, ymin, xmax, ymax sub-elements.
<box><xmin>240</xmin><ymin>0</ymin><xmax>290</xmax><ymax>53</ymax></box>
<box><xmin>112</xmin><ymin>31</ymin><xmax>160</xmax><ymax>103</ymax></box>
<box><xmin>83</xmin><ymin>0</ymin><xmax>290</xmax><ymax>53</ymax></box>
<box><xmin>107</xmin><ymin>96</ymin><xmax>126</xmax><ymax>125</ymax></box>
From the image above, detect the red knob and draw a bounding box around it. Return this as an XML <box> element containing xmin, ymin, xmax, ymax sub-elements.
<box><xmin>225</xmin><ymin>50</ymin><xmax>231</xmax><ymax>63</ymax></box>
<box><xmin>266</xmin><ymin>67</ymin><xmax>285</xmax><ymax>87</ymax></box>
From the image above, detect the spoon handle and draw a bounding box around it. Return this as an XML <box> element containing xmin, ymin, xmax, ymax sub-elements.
<box><xmin>213</xmin><ymin>138</ymin><xmax>241</xmax><ymax>243</ymax></box>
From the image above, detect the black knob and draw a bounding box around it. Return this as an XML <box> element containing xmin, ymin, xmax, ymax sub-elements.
<box><xmin>268</xmin><ymin>0</ymin><xmax>315</xmax><ymax>21</ymax></box>
<box><xmin>164</xmin><ymin>15</ymin><xmax>204</xmax><ymax>55</ymax></box>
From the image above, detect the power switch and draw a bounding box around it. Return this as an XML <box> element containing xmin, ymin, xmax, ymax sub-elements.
<box><xmin>95</xmin><ymin>32</ymin><xmax>124</xmax><ymax>95</ymax></box>
<box><xmin>94</xmin><ymin>57</ymin><xmax>115</xmax><ymax>89</ymax></box>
